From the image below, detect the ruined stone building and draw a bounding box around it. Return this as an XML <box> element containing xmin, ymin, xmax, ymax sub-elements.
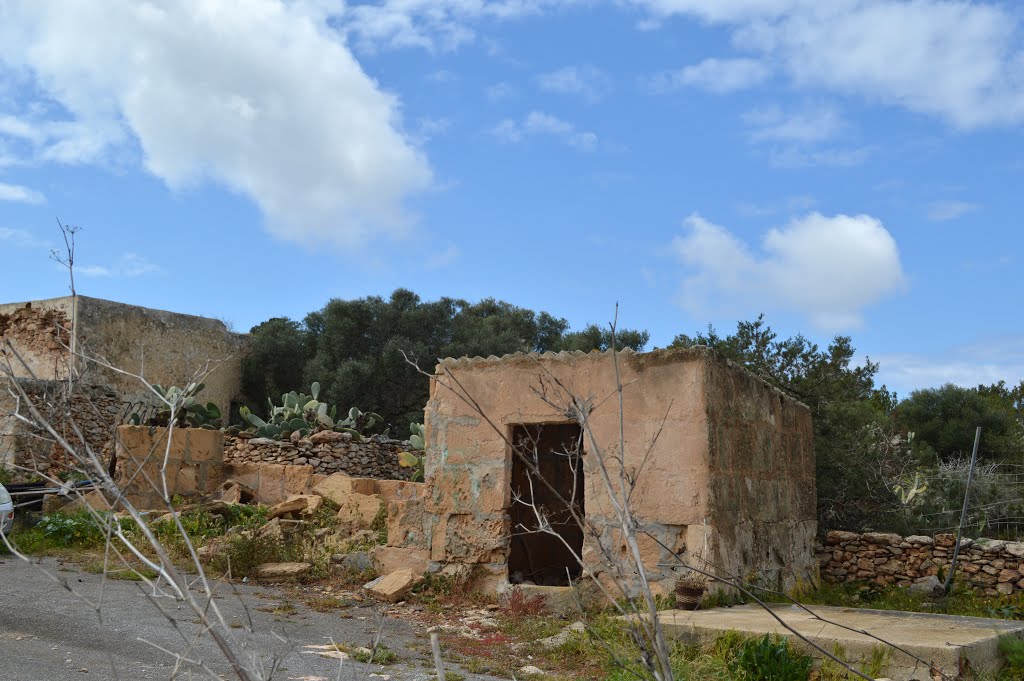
<box><xmin>385</xmin><ymin>346</ymin><xmax>817</xmax><ymax>595</ymax></box>
<box><xmin>0</xmin><ymin>295</ymin><xmax>244</xmax><ymax>474</ymax></box>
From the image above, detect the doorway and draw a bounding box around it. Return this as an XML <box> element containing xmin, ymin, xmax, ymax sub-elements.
<box><xmin>508</xmin><ymin>423</ymin><xmax>584</xmax><ymax>586</ymax></box>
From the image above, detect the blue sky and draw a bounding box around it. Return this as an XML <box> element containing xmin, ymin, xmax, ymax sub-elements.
<box><xmin>1</xmin><ymin>0</ymin><xmax>1022</xmax><ymax>398</ymax></box>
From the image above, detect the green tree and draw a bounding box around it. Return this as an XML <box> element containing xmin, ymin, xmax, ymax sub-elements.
<box><xmin>670</xmin><ymin>315</ymin><xmax>897</xmax><ymax>530</ymax></box>
<box><xmin>893</xmin><ymin>383</ymin><xmax>1024</xmax><ymax>464</ymax></box>
<box><xmin>242</xmin><ymin>289</ymin><xmax>649</xmax><ymax>437</ymax></box>
<box><xmin>240</xmin><ymin>317</ymin><xmax>311</xmax><ymax>409</ymax></box>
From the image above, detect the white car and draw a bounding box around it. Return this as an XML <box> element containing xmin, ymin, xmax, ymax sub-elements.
<box><xmin>0</xmin><ymin>483</ymin><xmax>13</xmax><ymax>535</ymax></box>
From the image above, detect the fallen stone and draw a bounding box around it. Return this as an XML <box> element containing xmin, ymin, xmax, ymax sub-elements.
<box><xmin>256</xmin><ymin>562</ymin><xmax>311</xmax><ymax>581</ymax></box>
<box><xmin>268</xmin><ymin>491</ymin><xmax>319</xmax><ymax>518</ymax></box>
<box><xmin>334</xmin><ymin>551</ymin><xmax>373</xmax><ymax>572</ymax></box>
<box><xmin>365</xmin><ymin>568</ymin><xmax>422</xmax><ymax>602</ymax></box>
<box><xmin>1005</xmin><ymin>543</ymin><xmax>1024</xmax><ymax>558</ymax></box>
<box><xmin>539</xmin><ymin>621</ymin><xmax>586</xmax><ymax>649</ymax></box>
<box><xmin>909</xmin><ymin>575</ymin><xmax>945</xmax><ymax>598</ymax></box>
<box><xmin>518</xmin><ymin>665</ymin><xmax>545</xmax><ymax>676</ymax></box>
<box><xmin>373</xmin><ymin>546</ymin><xmax>430</xmax><ymax>576</ymax></box>
<box><xmin>256</xmin><ymin>517</ymin><xmax>285</xmax><ymax>542</ymax></box>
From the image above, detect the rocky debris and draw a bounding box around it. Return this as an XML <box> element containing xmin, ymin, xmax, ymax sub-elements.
<box><xmin>819</xmin><ymin>530</ymin><xmax>1024</xmax><ymax>596</ymax></box>
<box><xmin>519</xmin><ymin>665</ymin><xmax>546</xmax><ymax>676</ymax></box>
<box><xmin>256</xmin><ymin>562</ymin><xmax>312</xmax><ymax>581</ymax></box>
<box><xmin>364</xmin><ymin>568</ymin><xmax>422</xmax><ymax>602</ymax></box>
<box><xmin>268</xmin><ymin>493</ymin><xmax>323</xmax><ymax>519</ymax></box>
<box><xmin>218</xmin><ymin>480</ymin><xmax>255</xmax><ymax>504</ymax></box>
<box><xmin>198</xmin><ymin>537</ymin><xmax>230</xmax><ymax>561</ymax></box>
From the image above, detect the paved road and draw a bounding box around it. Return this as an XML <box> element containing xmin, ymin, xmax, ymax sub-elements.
<box><xmin>0</xmin><ymin>555</ymin><xmax>491</xmax><ymax>681</ymax></box>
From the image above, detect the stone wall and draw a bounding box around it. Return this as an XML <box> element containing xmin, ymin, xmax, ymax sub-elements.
<box><xmin>415</xmin><ymin>346</ymin><xmax>816</xmax><ymax>596</ymax></box>
<box><xmin>116</xmin><ymin>426</ymin><xmax>224</xmax><ymax>509</ymax></box>
<box><xmin>819</xmin><ymin>530</ymin><xmax>1024</xmax><ymax>596</ymax></box>
<box><xmin>0</xmin><ymin>378</ymin><xmax>130</xmax><ymax>476</ymax></box>
<box><xmin>223</xmin><ymin>433</ymin><xmax>414</xmax><ymax>481</ymax></box>
<box><xmin>0</xmin><ymin>296</ymin><xmax>246</xmax><ymax>420</ymax></box>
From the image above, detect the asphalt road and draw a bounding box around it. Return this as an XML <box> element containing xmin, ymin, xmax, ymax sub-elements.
<box><xmin>0</xmin><ymin>555</ymin><xmax>493</xmax><ymax>681</ymax></box>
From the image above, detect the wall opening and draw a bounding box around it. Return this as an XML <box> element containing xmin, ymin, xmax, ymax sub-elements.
<box><xmin>508</xmin><ymin>423</ymin><xmax>584</xmax><ymax>586</ymax></box>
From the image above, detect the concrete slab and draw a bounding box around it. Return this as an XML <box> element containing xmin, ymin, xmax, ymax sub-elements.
<box><xmin>650</xmin><ymin>604</ymin><xmax>1024</xmax><ymax>680</ymax></box>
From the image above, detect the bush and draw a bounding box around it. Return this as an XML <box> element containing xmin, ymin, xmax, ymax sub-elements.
<box><xmin>729</xmin><ymin>634</ymin><xmax>813</xmax><ymax>681</ymax></box>
<box><xmin>14</xmin><ymin>510</ymin><xmax>112</xmax><ymax>553</ymax></box>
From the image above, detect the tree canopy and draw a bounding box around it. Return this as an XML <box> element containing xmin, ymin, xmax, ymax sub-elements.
<box><xmin>242</xmin><ymin>289</ymin><xmax>649</xmax><ymax>436</ymax></box>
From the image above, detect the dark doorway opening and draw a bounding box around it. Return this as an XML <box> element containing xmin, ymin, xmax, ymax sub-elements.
<box><xmin>508</xmin><ymin>423</ymin><xmax>584</xmax><ymax>586</ymax></box>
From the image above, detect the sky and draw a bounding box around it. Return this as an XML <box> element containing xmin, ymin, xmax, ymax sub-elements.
<box><xmin>0</xmin><ymin>0</ymin><xmax>1022</xmax><ymax>399</ymax></box>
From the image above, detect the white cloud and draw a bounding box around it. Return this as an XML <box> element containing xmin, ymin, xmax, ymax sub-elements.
<box><xmin>876</xmin><ymin>337</ymin><xmax>1024</xmax><ymax>394</ymax></box>
<box><xmin>632</xmin><ymin>0</ymin><xmax>1024</xmax><ymax>128</ymax></box>
<box><xmin>672</xmin><ymin>211</ymin><xmax>905</xmax><ymax>330</ymax></box>
<box><xmin>0</xmin><ymin>2</ymin><xmax>432</xmax><ymax>250</ymax></box>
<box><xmin>492</xmin><ymin>111</ymin><xmax>597</xmax><ymax>150</ymax></box>
<box><xmin>486</xmin><ymin>82</ymin><xmax>517</xmax><ymax>102</ymax></box>
<box><xmin>927</xmin><ymin>200</ymin><xmax>978</xmax><ymax>222</ymax></box>
<box><xmin>341</xmin><ymin>0</ymin><xmax>570</xmax><ymax>52</ymax></box>
<box><xmin>79</xmin><ymin>253</ymin><xmax>161</xmax><ymax>278</ymax></box>
<box><xmin>538</xmin><ymin>65</ymin><xmax>610</xmax><ymax>101</ymax></box>
<box><xmin>767</xmin><ymin>146</ymin><xmax>872</xmax><ymax>168</ymax></box>
<box><xmin>648</xmin><ymin>57</ymin><xmax>769</xmax><ymax>93</ymax></box>
<box><xmin>0</xmin><ymin>181</ymin><xmax>44</xmax><ymax>204</ymax></box>
<box><xmin>0</xmin><ymin>226</ymin><xmax>49</xmax><ymax>248</ymax></box>
<box><xmin>743</xmin><ymin>104</ymin><xmax>843</xmax><ymax>142</ymax></box>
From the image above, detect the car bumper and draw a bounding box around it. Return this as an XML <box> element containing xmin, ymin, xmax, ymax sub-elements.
<box><xmin>0</xmin><ymin>509</ymin><xmax>13</xmax><ymax>535</ymax></box>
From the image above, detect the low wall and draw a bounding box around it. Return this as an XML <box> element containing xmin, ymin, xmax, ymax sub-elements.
<box><xmin>818</xmin><ymin>530</ymin><xmax>1024</xmax><ymax>596</ymax></box>
<box><xmin>224</xmin><ymin>433</ymin><xmax>413</xmax><ymax>481</ymax></box>
<box><xmin>116</xmin><ymin>426</ymin><xmax>224</xmax><ymax>509</ymax></box>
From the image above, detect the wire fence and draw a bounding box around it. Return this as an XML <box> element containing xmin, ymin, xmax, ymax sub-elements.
<box><xmin>909</xmin><ymin>461</ymin><xmax>1024</xmax><ymax>539</ymax></box>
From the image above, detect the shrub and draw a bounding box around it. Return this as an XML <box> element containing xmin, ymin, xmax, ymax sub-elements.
<box><xmin>729</xmin><ymin>634</ymin><xmax>813</xmax><ymax>681</ymax></box>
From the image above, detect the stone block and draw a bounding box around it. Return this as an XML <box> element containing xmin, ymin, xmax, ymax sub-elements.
<box><xmin>387</xmin><ymin>496</ymin><xmax>427</xmax><ymax>549</ymax></box>
<box><xmin>283</xmin><ymin>465</ymin><xmax>314</xmax><ymax>496</ymax></box>
<box><xmin>373</xmin><ymin>545</ymin><xmax>430</xmax><ymax>576</ymax></box>
<box><xmin>186</xmin><ymin>429</ymin><xmax>223</xmax><ymax>463</ymax></box>
<box><xmin>256</xmin><ymin>562</ymin><xmax>311</xmax><ymax>581</ymax></box>
<box><xmin>374</xmin><ymin>479</ymin><xmax>425</xmax><ymax>501</ymax></box>
<box><xmin>313</xmin><ymin>472</ymin><xmax>377</xmax><ymax>504</ymax></box>
<box><xmin>336</xmin><ymin>492</ymin><xmax>384</xmax><ymax>530</ymax></box>
<box><xmin>269</xmin><ymin>494</ymin><xmax>311</xmax><ymax>519</ymax></box>
<box><xmin>256</xmin><ymin>464</ymin><xmax>287</xmax><ymax>503</ymax></box>
<box><xmin>364</xmin><ymin>568</ymin><xmax>422</xmax><ymax>602</ymax></box>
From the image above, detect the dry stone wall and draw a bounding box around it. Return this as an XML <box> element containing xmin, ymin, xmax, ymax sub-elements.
<box><xmin>819</xmin><ymin>530</ymin><xmax>1024</xmax><ymax>596</ymax></box>
<box><xmin>224</xmin><ymin>433</ymin><xmax>414</xmax><ymax>481</ymax></box>
<box><xmin>0</xmin><ymin>378</ymin><xmax>130</xmax><ymax>476</ymax></box>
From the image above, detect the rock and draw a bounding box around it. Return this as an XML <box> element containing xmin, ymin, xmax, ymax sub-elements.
<box><xmin>219</xmin><ymin>480</ymin><xmax>255</xmax><ymax>505</ymax></box>
<box><xmin>977</xmin><ymin>538</ymin><xmax>1007</xmax><ymax>553</ymax></box>
<box><xmin>863</xmin><ymin>532</ymin><xmax>902</xmax><ymax>546</ymax></box>
<box><xmin>539</xmin><ymin>621</ymin><xmax>586</xmax><ymax>649</ymax></box>
<box><xmin>313</xmin><ymin>472</ymin><xmax>377</xmax><ymax>503</ymax></box>
<box><xmin>198</xmin><ymin>537</ymin><xmax>229</xmax><ymax>561</ymax></box>
<box><xmin>1005</xmin><ymin>543</ymin><xmax>1024</xmax><ymax>558</ymax></box>
<box><xmin>518</xmin><ymin>666</ymin><xmax>546</xmax><ymax>676</ymax></box>
<box><xmin>256</xmin><ymin>562</ymin><xmax>311</xmax><ymax>581</ymax></box>
<box><xmin>905</xmin><ymin>535</ymin><xmax>934</xmax><ymax>546</ymax></box>
<box><xmin>310</xmin><ymin>430</ymin><xmax>348</xmax><ymax>444</ymax></box>
<box><xmin>373</xmin><ymin>546</ymin><xmax>430</xmax><ymax>576</ymax></box>
<box><xmin>334</xmin><ymin>551</ymin><xmax>373</xmax><ymax>572</ymax></box>
<box><xmin>268</xmin><ymin>495</ymin><xmax>311</xmax><ymax>519</ymax></box>
<box><xmin>364</xmin><ymin>568</ymin><xmax>422</xmax><ymax>602</ymax></box>
<box><xmin>998</xmin><ymin>569</ymin><xmax>1021</xmax><ymax>583</ymax></box>
<box><xmin>289</xmin><ymin>430</ymin><xmax>302</xmax><ymax>443</ymax></box>
<box><xmin>248</xmin><ymin>437</ymin><xmax>276</xmax><ymax>446</ymax></box>
<box><xmin>256</xmin><ymin>517</ymin><xmax>285</xmax><ymax>542</ymax></box>
<box><xmin>934</xmin><ymin>533</ymin><xmax>956</xmax><ymax>548</ymax></box>
<box><xmin>825</xmin><ymin>530</ymin><xmax>860</xmax><ymax>544</ymax></box>
<box><xmin>909</xmin><ymin>575</ymin><xmax>945</xmax><ymax>598</ymax></box>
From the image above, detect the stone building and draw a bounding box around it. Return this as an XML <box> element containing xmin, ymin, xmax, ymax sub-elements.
<box><xmin>0</xmin><ymin>295</ymin><xmax>245</xmax><ymax>473</ymax></box>
<box><xmin>402</xmin><ymin>346</ymin><xmax>816</xmax><ymax>596</ymax></box>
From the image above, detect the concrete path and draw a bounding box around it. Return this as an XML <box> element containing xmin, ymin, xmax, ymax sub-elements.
<box><xmin>654</xmin><ymin>604</ymin><xmax>1024</xmax><ymax>680</ymax></box>
<box><xmin>0</xmin><ymin>555</ymin><xmax>500</xmax><ymax>681</ymax></box>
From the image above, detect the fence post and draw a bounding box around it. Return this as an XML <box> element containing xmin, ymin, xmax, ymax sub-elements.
<box><xmin>944</xmin><ymin>426</ymin><xmax>982</xmax><ymax>594</ymax></box>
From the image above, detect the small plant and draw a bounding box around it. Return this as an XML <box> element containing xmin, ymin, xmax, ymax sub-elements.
<box><xmin>999</xmin><ymin>634</ymin><xmax>1024</xmax><ymax>674</ymax></box>
<box><xmin>239</xmin><ymin>382</ymin><xmax>385</xmax><ymax>442</ymax></box>
<box><xmin>729</xmin><ymin>634</ymin><xmax>813</xmax><ymax>681</ymax></box>
<box><xmin>499</xmin><ymin>586</ymin><xmax>547</xmax><ymax>619</ymax></box>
